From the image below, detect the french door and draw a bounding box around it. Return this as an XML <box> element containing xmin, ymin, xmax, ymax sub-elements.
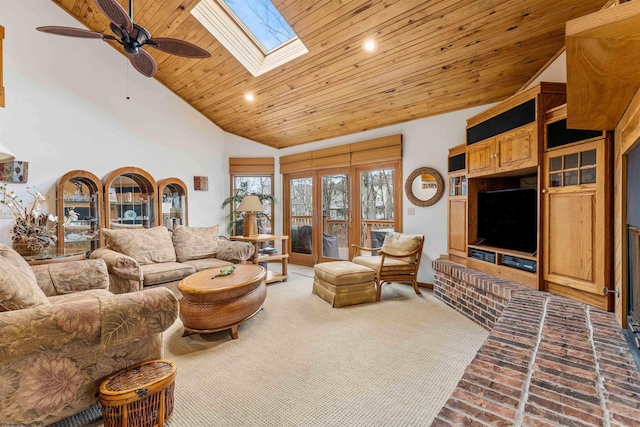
<box><xmin>283</xmin><ymin>162</ymin><xmax>401</xmax><ymax>266</ymax></box>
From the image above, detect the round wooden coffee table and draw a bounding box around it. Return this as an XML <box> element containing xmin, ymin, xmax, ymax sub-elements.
<box><xmin>178</xmin><ymin>264</ymin><xmax>267</xmax><ymax>339</ymax></box>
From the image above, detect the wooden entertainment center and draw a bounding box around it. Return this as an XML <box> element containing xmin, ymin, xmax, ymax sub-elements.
<box><xmin>448</xmin><ymin>82</ymin><xmax>614</xmax><ymax>310</ymax></box>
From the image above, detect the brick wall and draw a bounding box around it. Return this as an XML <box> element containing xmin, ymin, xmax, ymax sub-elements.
<box><xmin>433</xmin><ymin>260</ymin><xmax>530</xmax><ymax>330</ymax></box>
<box><xmin>431</xmin><ymin>259</ymin><xmax>640</xmax><ymax>426</ymax></box>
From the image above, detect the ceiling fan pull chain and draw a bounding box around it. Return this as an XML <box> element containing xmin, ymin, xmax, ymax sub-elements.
<box><xmin>129</xmin><ymin>0</ymin><xmax>133</xmax><ymax>20</ymax></box>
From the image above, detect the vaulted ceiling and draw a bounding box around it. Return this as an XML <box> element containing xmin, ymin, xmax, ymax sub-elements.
<box><xmin>51</xmin><ymin>0</ymin><xmax>607</xmax><ymax>148</ymax></box>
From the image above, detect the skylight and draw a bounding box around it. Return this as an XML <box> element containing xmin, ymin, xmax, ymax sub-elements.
<box><xmin>192</xmin><ymin>0</ymin><xmax>308</xmax><ymax>77</ymax></box>
<box><xmin>220</xmin><ymin>0</ymin><xmax>296</xmax><ymax>53</ymax></box>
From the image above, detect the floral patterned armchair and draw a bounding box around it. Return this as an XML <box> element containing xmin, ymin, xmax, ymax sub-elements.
<box><xmin>0</xmin><ymin>243</ymin><xmax>179</xmax><ymax>426</ymax></box>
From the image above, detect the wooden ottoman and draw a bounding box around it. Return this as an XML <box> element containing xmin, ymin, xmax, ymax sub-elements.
<box><xmin>313</xmin><ymin>261</ymin><xmax>376</xmax><ymax>308</ymax></box>
<box><xmin>100</xmin><ymin>359</ymin><xmax>176</xmax><ymax>427</ymax></box>
<box><xmin>178</xmin><ymin>264</ymin><xmax>267</xmax><ymax>339</ymax></box>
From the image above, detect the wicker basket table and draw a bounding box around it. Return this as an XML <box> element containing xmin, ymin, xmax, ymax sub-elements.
<box><xmin>99</xmin><ymin>360</ymin><xmax>176</xmax><ymax>427</ymax></box>
<box><xmin>178</xmin><ymin>264</ymin><xmax>267</xmax><ymax>339</ymax></box>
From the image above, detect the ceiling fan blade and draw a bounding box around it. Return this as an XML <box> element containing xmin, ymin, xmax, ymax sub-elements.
<box><xmin>94</xmin><ymin>0</ymin><xmax>133</xmax><ymax>32</ymax></box>
<box><xmin>147</xmin><ymin>38</ymin><xmax>211</xmax><ymax>58</ymax></box>
<box><xmin>36</xmin><ymin>26</ymin><xmax>105</xmax><ymax>39</ymax></box>
<box><xmin>129</xmin><ymin>50</ymin><xmax>157</xmax><ymax>78</ymax></box>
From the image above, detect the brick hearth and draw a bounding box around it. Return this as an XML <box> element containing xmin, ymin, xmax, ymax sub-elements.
<box><xmin>432</xmin><ymin>260</ymin><xmax>640</xmax><ymax>426</ymax></box>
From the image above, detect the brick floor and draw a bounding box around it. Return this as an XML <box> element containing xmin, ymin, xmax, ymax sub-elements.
<box><xmin>431</xmin><ymin>260</ymin><xmax>640</xmax><ymax>427</ymax></box>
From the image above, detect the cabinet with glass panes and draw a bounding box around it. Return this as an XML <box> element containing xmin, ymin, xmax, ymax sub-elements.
<box><xmin>542</xmin><ymin>104</ymin><xmax>612</xmax><ymax>309</ymax></box>
<box><xmin>103</xmin><ymin>167</ymin><xmax>157</xmax><ymax>229</ymax></box>
<box><xmin>157</xmin><ymin>178</ymin><xmax>188</xmax><ymax>231</ymax></box>
<box><xmin>56</xmin><ymin>170</ymin><xmax>104</xmax><ymax>253</ymax></box>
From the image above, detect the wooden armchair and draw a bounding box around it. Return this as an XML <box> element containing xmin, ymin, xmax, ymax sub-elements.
<box><xmin>351</xmin><ymin>233</ymin><xmax>425</xmax><ymax>301</ymax></box>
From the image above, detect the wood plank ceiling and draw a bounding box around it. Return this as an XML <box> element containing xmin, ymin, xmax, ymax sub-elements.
<box><xmin>51</xmin><ymin>0</ymin><xmax>606</xmax><ymax>149</ymax></box>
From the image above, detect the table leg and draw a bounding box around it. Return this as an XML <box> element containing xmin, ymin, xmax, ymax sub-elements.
<box><xmin>229</xmin><ymin>325</ymin><xmax>239</xmax><ymax>339</ymax></box>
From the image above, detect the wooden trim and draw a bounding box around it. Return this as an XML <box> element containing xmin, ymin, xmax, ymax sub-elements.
<box><xmin>229</xmin><ymin>157</ymin><xmax>275</xmax><ymax>175</ymax></box>
<box><xmin>467</xmin><ymin>83</ymin><xmax>566</xmax><ymax>128</ymax></box>
<box><xmin>613</xmin><ymin>86</ymin><xmax>640</xmax><ymax>326</ymax></box>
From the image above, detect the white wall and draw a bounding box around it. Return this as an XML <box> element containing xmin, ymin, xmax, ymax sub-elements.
<box><xmin>225</xmin><ymin>104</ymin><xmax>490</xmax><ymax>285</ymax></box>
<box><xmin>0</xmin><ymin>0</ymin><xmax>230</xmax><ymax>243</ymax></box>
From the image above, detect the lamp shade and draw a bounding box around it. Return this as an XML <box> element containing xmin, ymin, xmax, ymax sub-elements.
<box><xmin>237</xmin><ymin>195</ymin><xmax>264</xmax><ymax>212</ymax></box>
<box><xmin>0</xmin><ymin>142</ymin><xmax>15</xmax><ymax>162</ymax></box>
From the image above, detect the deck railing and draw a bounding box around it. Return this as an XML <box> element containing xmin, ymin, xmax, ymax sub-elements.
<box><xmin>290</xmin><ymin>216</ymin><xmax>394</xmax><ymax>253</ymax></box>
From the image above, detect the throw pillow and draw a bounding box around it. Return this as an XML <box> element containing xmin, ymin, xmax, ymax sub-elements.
<box><xmin>103</xmin><ymin>226</ymin><xmax>176</xmax><ymax>265</ymax></box>
<box><xmin>172</xmin><ymin>225</ymin><xmax>220</xmax><ymax>262</ymax></box>
<box><xmin>380</xmin><ymin>233</ymin><xmax>423</xmax><ymax>261</ymax></box>
<box><xmin>0</xmin><ymin>244</ymin><xmax>51</xmax><ymax>312</ymax></box>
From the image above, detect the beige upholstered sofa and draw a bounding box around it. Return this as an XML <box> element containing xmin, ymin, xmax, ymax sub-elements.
<box><xmin>91</xmin><ymin>225</ymin><xmax>255</xmax><ymax>294</ymax></box>
<box><xmin>0</xmin><ymin>243</ymin><xmax>178</xmax><ymax>426</ymax></box>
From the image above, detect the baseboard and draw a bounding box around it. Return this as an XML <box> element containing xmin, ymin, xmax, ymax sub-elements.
<box><xmin>417</xmin><ymin>281</ymin><xmax>433</xmax><ymax>289</ymax></box>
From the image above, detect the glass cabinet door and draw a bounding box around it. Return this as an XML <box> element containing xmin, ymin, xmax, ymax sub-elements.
<box><xmin>157</xmin><ymin>178</ymin><xmax>188</xmax><ymax>231</ymax></box>
<box><xmin>103</xmin><ymin>167</ymin><xmax>158</xmax><ymax>229</ymax></box>
<box><xmin>56</xmin><ymin>170</ymin><xmax>103</xmax><ymax>253</ymax></box>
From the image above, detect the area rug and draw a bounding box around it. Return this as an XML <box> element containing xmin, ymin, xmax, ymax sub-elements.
<box><xmin>52</xmin><ymin>265</ymin><xmax>488</xmax><ymax>427</ymax></box>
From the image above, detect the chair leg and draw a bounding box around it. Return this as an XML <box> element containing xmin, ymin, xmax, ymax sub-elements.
<box><xmin>376</xmin><ymin>279</ymin><xmax>382</xmax><ymax>301</ymax></box>
<box><xmin>412</xmin><ymin>279</ymin><xmax>422</xmax><ymax>295</ymax></box>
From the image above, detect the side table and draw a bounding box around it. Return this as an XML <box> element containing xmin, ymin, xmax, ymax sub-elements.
<box><xmin>21</xmin><ymin>247</ymin><xmax>88</xmax><ymax>266</ymax></box>
<box><xmin>230</xmin><ymin>234</ymin><xmax>289</xmax><ymax>283</ymax></box>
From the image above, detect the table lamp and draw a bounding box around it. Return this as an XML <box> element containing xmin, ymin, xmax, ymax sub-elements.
<box><xmin>237</xmin><ymin>195</ymin><xmax>264</xmax><ymax>237</ymax></box>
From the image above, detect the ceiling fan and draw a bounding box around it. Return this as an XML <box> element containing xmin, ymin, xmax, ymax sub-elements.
<box><xmin>36</xmin><ymin>0</ymin><xmax>211</xmax><ymax>78</ymax></box>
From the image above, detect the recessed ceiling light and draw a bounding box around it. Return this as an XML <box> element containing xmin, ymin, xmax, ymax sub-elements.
<box><xmin>362</xmin><ymin>39</ymin><xmax>378</xmax><ymax>53</ymax></box>
<box><xmin>245</xmin><ymin>93</ymin><xmax>255</xmax><ymax>102</ymax></box>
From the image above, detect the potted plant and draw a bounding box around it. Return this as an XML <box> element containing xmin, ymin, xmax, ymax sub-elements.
<box><xmin>221</xmin><ymin>181</ymin><xmax>277</xmax><ymax>236</ymax></box>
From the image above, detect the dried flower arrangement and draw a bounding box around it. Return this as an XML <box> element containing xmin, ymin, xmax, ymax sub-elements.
<box><xmin>0</xmin><ymin>184</ymin><xmax>58</xmax><ymax>256</ymax></box>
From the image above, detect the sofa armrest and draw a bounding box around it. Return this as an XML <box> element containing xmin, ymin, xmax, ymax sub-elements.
<box><xmin>31</xmin><ymin>259</ymin><xmax>110</xmax><ymax>297</ymax></box>
<box><xmin>90</xmin><ymin>248</ymin><xmax>143</xmax><ymax>293</ymax></box>
<box><xmin>99</xmin><ymin>287</ymin><xmax>179</xmax><ymax>348</ymax></box>
<box><xmin>0</xmin><ymin>297</ymin><xmax>103</xmax><ymax>362</ymax></box>
<box><xmin>216</xmin><ymin>240</ymin><xmax>255</xmax><ymax>263</ymax></box>
<box><xmin>0</xmin><ymin>288</ymin><xmax>178</xmax><ymax>362</ymax></box>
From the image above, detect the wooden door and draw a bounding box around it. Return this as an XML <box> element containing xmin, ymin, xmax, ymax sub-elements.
<box><xmin>496</xmin><ymin>123</ymin><xmax>537</xmax><ymax>173</ymax></box>
<box><xmin>467</xmin><ymin>139</ymin><xmax>495</xmax><ymax>177</ymax></box>
<box><xmin>542</xmin><ymin>139</ymin><xmax>612</xmax><ymax>309</ymax></box>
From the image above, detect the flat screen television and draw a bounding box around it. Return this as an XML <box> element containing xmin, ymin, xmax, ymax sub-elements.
<box><xmin>477</xmin><ymin>188</ymin><xmax>537</xmax><ymax>253</ymax></box>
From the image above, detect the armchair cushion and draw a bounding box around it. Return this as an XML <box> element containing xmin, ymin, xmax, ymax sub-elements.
<box><xmin>172</xmin><ymin>224</ymin><xmax>220</xmax><ymax>262</ymax></box>
<box><xmin>0</xmin><ymin>244</ymin><xmax>50</xmax><ymax>312</ymax></box>
<box><xmin>103</xmin><ymin>225</ymin><xmax>176</xmax><ymax>265</ymax></box>
<box><xmin>351</xmin><ymin>255</ymin><xmax>415</xmax><ymax>273</ymax></box>
<box><xmin>31</xmin><ymin>259</ymin><xmax>110</xmax><ymax>297</ymax></box>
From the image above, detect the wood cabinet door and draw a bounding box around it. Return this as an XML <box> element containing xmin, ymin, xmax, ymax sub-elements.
<box><xmin>467</xmin><ymin>139</ymin><xmax>495</xmax><ymax>177</ymax></box>
<box><xmin>495</xmin><ymin>123</ymin><xmax>537</xmax><ymax>172</ymax></box>
<box><xmin>448</xmin><ymin>198</ymin><xmax>467</xmax><ymax>259</ymax></box>
<box><xmin>542</xmin><ymin>139</ymin><xmax>611</xmax><ymax>309</ymax></box>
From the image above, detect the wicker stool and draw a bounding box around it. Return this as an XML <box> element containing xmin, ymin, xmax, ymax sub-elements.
<box><xmin>312</xmin><ymin>261</ymin><xmax>376</xmax><ymax>308</ymax></box>
<box><xmin>99</xmin><ymin>360</ymin><xmax>176</xmax><ymax>427</ymax></box>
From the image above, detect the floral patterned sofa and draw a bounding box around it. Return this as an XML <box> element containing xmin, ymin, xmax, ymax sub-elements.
<box><xmin>90</xmin><ymin>225</ymin><xmax>255</xmax><ymax>295</ymax></box>
<box><xmin>0</xmin><ymin>243</ymin><xmax>178</xmax><ymax>426</ymax></box>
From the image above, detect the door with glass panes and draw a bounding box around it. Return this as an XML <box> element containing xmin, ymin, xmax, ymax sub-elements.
<box><xmin>284</xmin><ymin>162</ymin><xmax>401</xmax><ymax>266</ymax></box>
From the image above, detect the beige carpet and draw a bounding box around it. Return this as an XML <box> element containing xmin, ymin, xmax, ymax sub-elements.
<box><xmin>53</xmin><ymin>265</ymin><xmax>488</xmax><ymax>427</ymax></box>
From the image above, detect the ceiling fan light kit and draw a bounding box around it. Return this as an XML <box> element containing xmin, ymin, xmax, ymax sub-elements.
<box><xmin>36</xmin><ymin>0</ymin><xmax>211</xmax><ymax>78</ymax></box>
